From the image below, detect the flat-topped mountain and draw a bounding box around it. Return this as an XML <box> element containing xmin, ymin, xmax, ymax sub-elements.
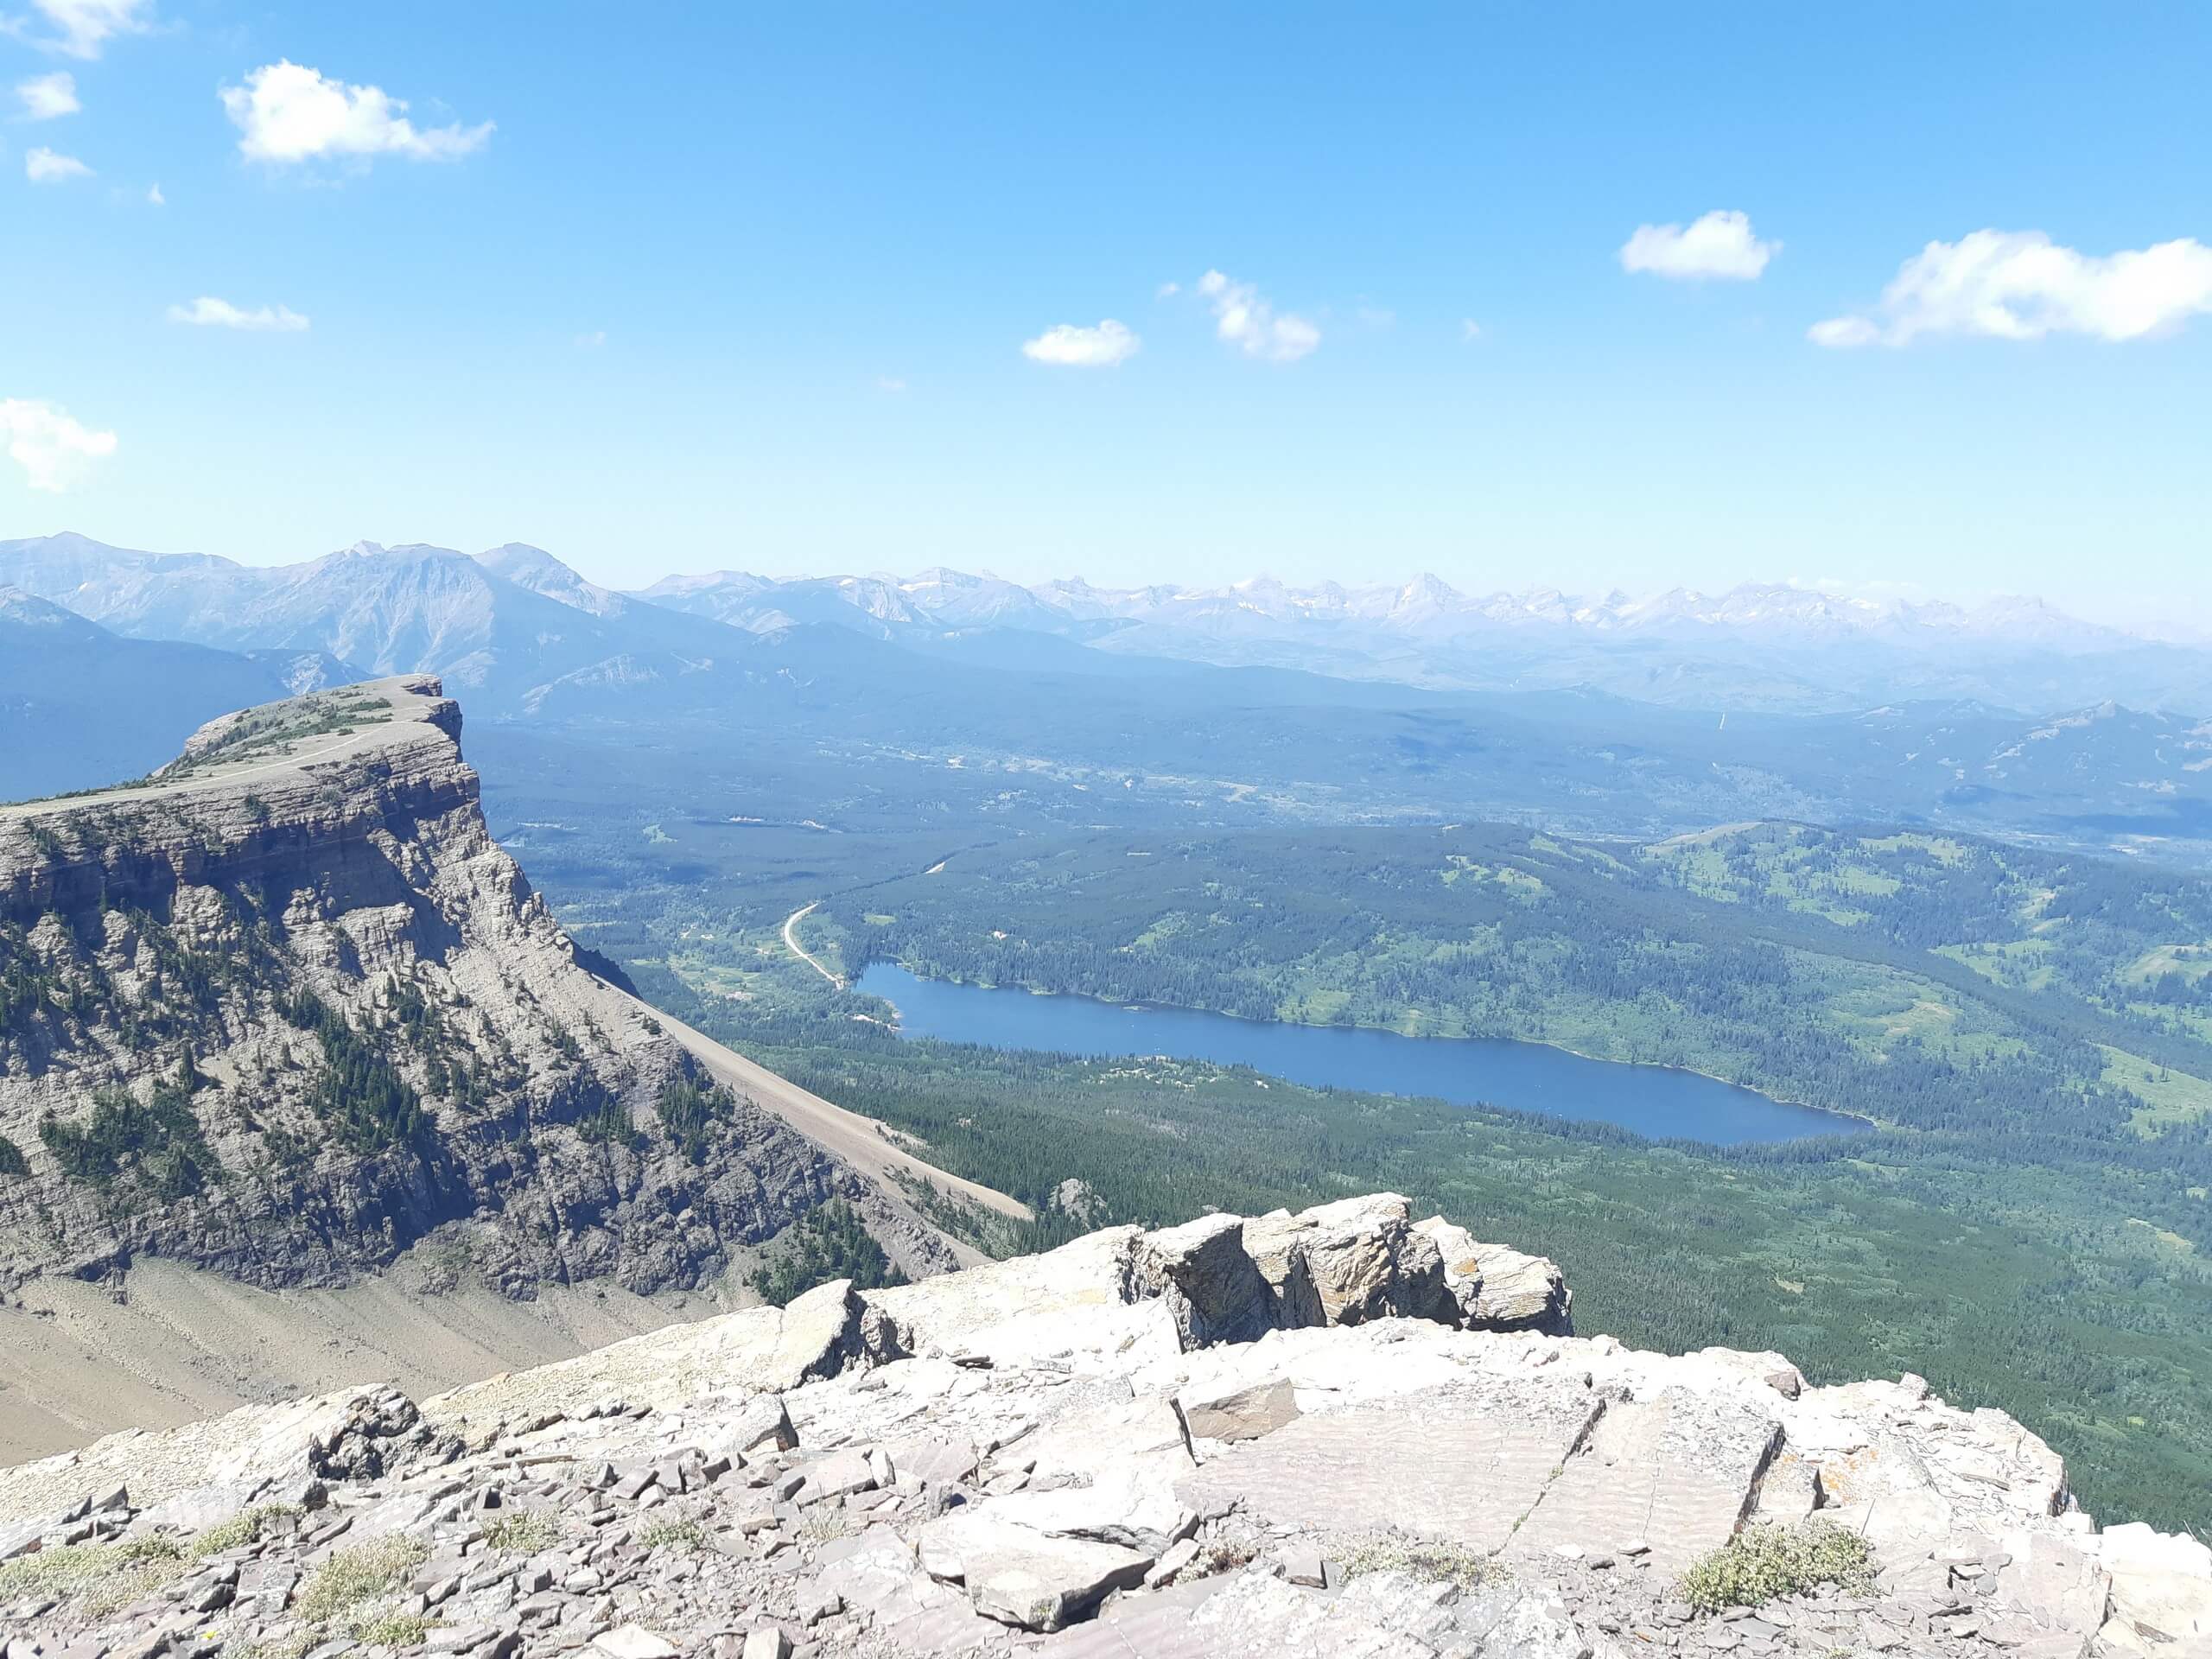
<box><xmin>0</xmin><ymin>587</ymin><xmax>356</xmax><ymax>802</ymax></box>
<box><xmin>0</xmin><ymin>677</ymin><xmax>1012</xmax><ymax>1459</ymax></box>
<box><xmin>1</xmin><ymin>1195</ymin><xmax>2203</xmax><ymax>1657</ymax></box>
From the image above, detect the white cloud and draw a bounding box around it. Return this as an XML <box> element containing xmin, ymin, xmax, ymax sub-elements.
<box><xmin>1619</xmin><ymin>209</ymin><xmax>1777</xmax><ymax>281</ymax></box>
<box><xmin>574</xmin><ymin>329</ymin><xmax>607</xmax><ymax>349</ymax></box>
<box><xmin>1020</xmin><ymin>319</ymin><xmax>1141</xmax><ymax>367</ymax></box>
<box><xmin>1155</xmin><ymin>281</ymin><xmax>1181</xmax><ymax>299</ymax></box>
<box><xmin>145</xmin><ymin>181</ymin><xmax>162</xmax><ymax>205</ymax></box>
<box><xmin>1196</xmin><ymin>269</ymin><xmax>1320</xmax><ymax>361</ymax></box>
<box><xmin>16</xmin><ymin>70</ymin><xmax>79</xmax><ymax>118</ymax></box>
<box><xmin>1810</xmin><ymin>230</ymin><xmax>2212</xmax><ymax>347</ymax></box>
<box><xmin>24</xmin><ymin>144</ymin><xmax>90</xmax><ymax>181</ymax></box>
<box><xmin>1459</xmin><ymin>318</ymin><xmax>1484</xmax><ymax>343</ymax></box>
<box><xmin>219</xmin><ymin>60</ymin><xmax>493</xmax><ymax>164</ymax></box>
<box><xmin>4</xmin><ymin>0</ymin><xmax>150</xmax><ymax>60</ymax></box>
<box><xmin>167</xmin><ymin>296</ymin><xmax>309</xmax><ymax>333</ymax></box>
<box><xmin>874</xmin><ymin>376</ymin><xmax>908</xmax><ymax>394</ymax></box>
<box><xmin>0</xmin><ymin>397</ymin><xmax>116</xmax><ymax>491</ymax></box>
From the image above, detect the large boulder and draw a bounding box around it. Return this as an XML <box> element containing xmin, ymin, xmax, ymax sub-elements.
<box><xmin>1132</xmin><ymin>1194</ymin><xmax>1491</xmax><ymax>1354</ymax></box>
<box><xmin>982</xmin><ymin>1395</ymin><xmax>1198</xmax><ymax>1554</ymax></box>
<box><xmin>1411</xmin><ymin>1215</ymin><xmax>1573</xmax><ymax>1334</ymax></box>
<box><xmin>918</xmin><ymin>1511</ymin><xmax>1154</xmax><ymax>1632</ymax></box>
<box><xmin>2098</xmin><ymin>1522</ymin><xmax>2212</xmax><ymax>1656</ymax></box>
<box><xmin>1135</xmin><ymin>1213</ymin><xmax>1277</xmax><ymax>1346</ymax></box>
<box><xmin>1254</xmin><ymin>1194</ymin><xmax>1457</xmax><ymax>1328</ymax></box>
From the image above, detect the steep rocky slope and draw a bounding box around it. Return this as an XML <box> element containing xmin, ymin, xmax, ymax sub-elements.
<box><xmin>0</xmin><ymin>678</ymin><xmax>1006</xmax><ymax>1452</ymax></box>
<box><xmin>3</xmin><ymin>1196</ymin><xmax>2203</xmax><ymax>1658</ymax></box>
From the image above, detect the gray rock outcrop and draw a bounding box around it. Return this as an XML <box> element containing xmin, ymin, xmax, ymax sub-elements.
<box><xmin>1141</xmin><ymin>1194</ymin><xmax>1571</xmax><ymax>1344</ymax></box>
<box><xmin>3</xmin><ymin>1198</ymin><xmax>2201</xmax><ymax>1659</ymax></box>
<box><xmin>0</xmin><ymin>679</ymin><xmax>988</xmax><ymax>1409</ymax></box>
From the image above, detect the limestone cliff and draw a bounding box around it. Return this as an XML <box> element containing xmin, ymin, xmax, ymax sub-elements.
<box><xmin>1</xmin><ymin>1196</ymin><xmax>2202</xmax><ymax>1658</ymax></box>
<box><xmin>0</xmin><ymin>678</ymin><xmax>982</xmax><ymax>1322</ymax></box>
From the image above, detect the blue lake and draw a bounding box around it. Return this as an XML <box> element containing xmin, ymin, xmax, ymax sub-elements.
<box><xmin>855</xmin><ymin>962</ymin><xmax>1869</xmax><ymax>1146</ymax></box>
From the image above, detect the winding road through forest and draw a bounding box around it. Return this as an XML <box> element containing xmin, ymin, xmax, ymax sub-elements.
<box><xmin>781</xmin><ymin>901</ymin><xmax>846</xmax><ymax>988</ymax></box>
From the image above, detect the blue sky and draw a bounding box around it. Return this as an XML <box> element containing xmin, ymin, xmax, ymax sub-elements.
<box><xmin>3</xmin><ymin>2</ymin><xmax>2208</xmax><ymax>624</ymax></box>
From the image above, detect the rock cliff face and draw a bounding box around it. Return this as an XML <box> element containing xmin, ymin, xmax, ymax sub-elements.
<box><xmin>2</xmin><ymin>1196</ymin><xmax>2203</xmax><ymax>1659</ymax></box>
<box><xmin>0</xmin><ymin>677</ymin><xmax>972</xmax><ymax>1312</ymax></box>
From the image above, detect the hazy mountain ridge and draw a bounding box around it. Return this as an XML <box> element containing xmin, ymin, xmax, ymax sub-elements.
<box><xmin>0</xmin><ymin>588</ymin><xmax>362</xmax><ymax>801</ymax></box>
<box><xmin>634</xmin><ymin>563</ymin><xmax>2212</xmax><ymax>714</ymax></box>
<box><xmin>6</xmin><ymin>533</ymin><xmax>2210</xmax><ymax>861</ymax></box>
<box><xmin>10</xmin><ymin>534</ymin><xmax>2204</xmax><ymax>721</ymax></box>
<box><xmin>0</xmin><ymin>536</ymin><xmax>750</xmax><ymax>718</ymax></box>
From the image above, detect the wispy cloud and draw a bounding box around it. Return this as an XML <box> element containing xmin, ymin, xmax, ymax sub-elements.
<box><xmin>24</xmin><ymin>143</ymin><xmax>91</xmax><ymax>181</ymax></box>
<box><xmin>15</xmin><ymin>70</ymin><xmax>79</xmax><ymax>118</ymax></box>
<box><xmin>145</xmin><ymin>181</ymin><xmax>162</xmax><ymax>205</ymax></box>
<box><xmin>574</xmin><ymin>329</ymin><xmax>607</xmax><ymax>349</ymax></box>
<box><xmin>1459</xmin><ymin>319</ymin><xmax>1484</xmax><ymax>343</ymax></box>
<box><xmin>219</xmin><ymin>60</ymin><xmax>493</xmax><ymax>164</ymax></box>
<box><xmin>1620</xmin><ymin>209</ymin><xmax>1777</xmax><ymax>281</ymax></box>
<box><xmin>1196</xmin><ymin>269</ymin><xmax>1320</xmax><ymax>361</ymax></box>
<box><xmin>1021</xmin><ymin>319</ymin><xmax>1141</xmax><ymax>367</ymax></box>
<box><xmin>1</xmin><ymin>396</ymin><xmax>117</xmax><ymax>491</ymax></box>
<box><xmin>874</xmin><ymin>376</ymin><xmax>908</xmax><ymax>394</ymax></box>
<box><xmin>3</xmin><ymin>0</ymin><xmax>152</xmax><ymax>60</ymax></box>
<box><xmin>1810</xmin><ymin>231</ymin><xmax>2212</xmax><ymax>347</ymax></box>
<box><xmin>167</xmin><ymin>296</ymin><xmax>310</xmax><ymax>333</ymax></box>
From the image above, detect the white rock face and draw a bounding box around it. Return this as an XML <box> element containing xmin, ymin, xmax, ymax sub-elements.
<box><xmin>0</xmin><ymin>1199</ymin><xmax>2202</xmax><ymax>1659</ymax></box>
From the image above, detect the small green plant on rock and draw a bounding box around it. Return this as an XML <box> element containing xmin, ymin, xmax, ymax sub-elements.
<box><xmin>0</xmin><ymin>1535</ymin><xmax>186</xmax><ymax>1618</ymax></box>
<box><xmin>638</xmin><ymin>1516</ymin><xmax>708</xmax><ymax>1552</ymax></box>
<box><xmin>189</xmin><ymin>1502</ymin><xmax>301</xmax><ymax>1559</ymax></box>
<box><xmin>1680</xmin><ymin>1520</ymin><xmax>1873</xmax><ymax>1614</ymax></box>
<box><xmin>1336</xmin><ymin>1531</ymin><xmax>1497</xmax><ymax>1590</ymax></box>
<box><xmin>798</xmin><ymin>1506</ymin><xmax>855</xmax><ymax>1544</ymax></box>
<box><xmin>294</xmin><ymin>1535</ymin><xmax>429</xmax><ymax>1624</ymax></box>
<box><xmin>231</xmin><ymin>1633</ymin><xmax>316</xmax><ymax>1659</ymax></box>
<box><xmin>351</xmin><ymin>1611</ymin><xmax>430</xmax><ymax>1648</ymax></box>
<box><xmin>482</xmin><ymin>1510</ymin><xmax>561</xmax><ymax>1554</ymax></box>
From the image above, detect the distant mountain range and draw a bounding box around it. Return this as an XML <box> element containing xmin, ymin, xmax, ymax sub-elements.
<box><xmin>7</xmin><ymin>531</ymin><xmax>2201</xmax><ymax>718</ymax></box>
<box><xmin>645</xmin><ymin>565</ymin><xmax>2212</xmax><ymax>715</ymax></box>
<box><xmin>3</xmin><ymin>532</ymin><xmax>2209</xmax><ymax>860</ymax></box>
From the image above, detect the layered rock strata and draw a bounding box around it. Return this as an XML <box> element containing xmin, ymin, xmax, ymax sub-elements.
<box><xmin>4</xmin><ymin>1196</ymin><xmax>2202</xmax><ymax>1659</ymax></box>
<box><xmin>0</xmin><ymin>677</ymin><xmax>976</xmax><ymax>1319</ymax></box>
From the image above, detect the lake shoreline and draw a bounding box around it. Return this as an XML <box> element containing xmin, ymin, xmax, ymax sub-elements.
<box><xmin>859</xmin><ymin>961</ymin><xmax>1874</xmax><ymax>1144</ymax></box>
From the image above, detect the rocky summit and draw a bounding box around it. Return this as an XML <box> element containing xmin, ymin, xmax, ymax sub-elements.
<box><xmin>2</xmin><ymin>1193</ymin><xmax>2205</xmax><ymax>1659</ymax></box>
<box><xmin>0</xmin><ymin>677</ymin><xmax>1011</xmax><ymax>1457</ymax></box>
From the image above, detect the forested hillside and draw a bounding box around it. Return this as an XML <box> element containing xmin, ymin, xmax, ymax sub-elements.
<box><xmin>604</xmin><ymin>939</ymin><xmax>2212</xmax><ymax>1540</ymax></box>
<box><xmin>831</xmin><ymin>824</ymin><xmax>2212</xmax><ymax>1143</ymax></box>
<box><xmin>491</xmin><ymin>810</ymin><xmax>2212</xmax><ymax>1536</ymax></box>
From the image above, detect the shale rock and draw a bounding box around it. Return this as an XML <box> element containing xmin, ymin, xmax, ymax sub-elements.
<box><xmin>1</xmin><ymin>1199</ymin><xmax>2200</xmax><ymax>1659</ymax></box>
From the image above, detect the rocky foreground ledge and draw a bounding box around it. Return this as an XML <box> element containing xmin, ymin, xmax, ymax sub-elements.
<box><xmin>2</xmin><ymin>1196</ymin><xmax>2205</xmax><ymax>1659</ymax></box>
